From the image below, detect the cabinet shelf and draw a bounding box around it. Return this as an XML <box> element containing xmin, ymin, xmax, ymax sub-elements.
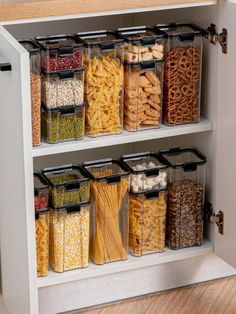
<box><xmin>33</xmin><ymin>117</ymin><xmax>212</xmax><ymax>157</ymax></box>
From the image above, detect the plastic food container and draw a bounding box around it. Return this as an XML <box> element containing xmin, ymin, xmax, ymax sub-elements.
<box><xmin>76</xmin><ymin>31</ymin><xmax>124</xmax><ymax>137</ymax></box>
<box><xmin>42</xmin><ymin>104</ymin><xmax>85</xmax><ymax>144</ymax></box>
<box><xmin>121</xmin><ymin>152</ymin><xmax>168</xmax><ymax>192</ymax></box>
<box><xmin>42</xmin><ymin>165</ymin><xmax>90</xmax><ymax>207</ymax></box>
<box><xmin>18</xmin><ymin>39</ymin><xmax>41</xmax><ymax>146</ymax></box>
<box><xmin>35</xmin><ymin>34</ymin><xmax>83</xmax><ymax>72</ymax></box>
<box><xmin>41</xmin><ymin>69</ymin><xmax>84</xmax><ymax>109</ymax></box>
<box><xmin>49</xmin><ymin>202</ymin><xmax>90</xmax><ymax>272</ymax></box>
<box><xmin>124</xmin><ymin>60</ymin><xmax>164</xmax><ymax>131</ymax></box>
<box><xmin>35</xmin><ymin>209</ymin><xmax>49</xmax><ymax>277</ymax></box>
<box><xmin>82</xmin><ymin>159</ymin><xmax>130</xmax><ymax>265</ymax></box>
<box><xmin>155</xmin><ymin>23</ymin><xmax>203</xmax><ymax>126</ymax></box>
<box><xmin>159</xmin><ymin>147</ymin><xmax>207</xmax><ymax>250</ymax></box>
<box><xmin>34</xmin><ymin>171</ymin><xmax>49</xmax><ymax>211</ymax></box>
<box><xmin>129</xmin><ymin>189</ymin><xmax>167</xmax><ymax>256</ymax></box>
<box><xmin>116</xmin><ymin>26</ymin><xmax>165</xmax><ymax>63</ymax></box>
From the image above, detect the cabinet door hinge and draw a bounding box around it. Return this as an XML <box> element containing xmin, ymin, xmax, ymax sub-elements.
<box><xmin>204</xmin><ymin>24</ymin><xmax>228</xmax><ymax>54</ymax></box>
<box><xmin>204</xmin><ymin>202</ymin><xmax>224</xmax><ymax>235</ymax></box>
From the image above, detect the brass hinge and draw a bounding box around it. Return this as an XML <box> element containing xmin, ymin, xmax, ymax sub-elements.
<box><xmin>204</xmin><ymin>202</ymin><xmax>224</xmax><ymax>235</ymax></box>
<box><xmin>205</xmin><ymin>23</ymin><xmax>228</xmax><ymax>54</ymax></box>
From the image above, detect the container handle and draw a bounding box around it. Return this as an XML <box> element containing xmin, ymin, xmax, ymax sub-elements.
<box><xmin>183</xmin><ymin>163</ymin><xmax>197</xmax><ymax>172</ymax></box>
<box><xmin>65</xmin><ymin>181</ymin><xmax>80</xmax><ymax>190</ymax></box>
<box><xmin>0</xmin><ymin>63</ymin><xmax>11</xmax><ymax>71</ymax></box>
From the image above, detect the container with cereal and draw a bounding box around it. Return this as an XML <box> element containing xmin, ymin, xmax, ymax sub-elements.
<box><xmin>124</xmin><ymin>60</ymin><xmax>164</xmax><ymax>131</ymax></box>
<box><xmin>76</xmin><ymin>31</ymin><xmax>124</xmax><ymax>137</ymax></box>
<box><xmin>116</xmin><ymin>26</ymin><xmax>165</xmax><ymax>63</ymax></box>
<box><xmin>159</xmin><ymin>147</ymin><xmax>207</xmax><ymax>250</ymax></box>
<box><xmin>81</xmin><ymin>159</ymin><xmax>130</xmax><ymax>265</ymax></box>
<box><xmin>42</xmin><ymin>165</ymin><xmax>90</xmax><ymax>207</ymax></box>
<box><xmin>18</xmin><ymin>39</ymin><xmax>41</xmax><ymax>146</ymax></box>
<box><xmin>155</xmin><ymin>23</ymin><xmax>203</xmax><ymax>126</ymax></box>
<box><xmin>34</xmin><ymin>171</ymin><xmax>49</xmax><ymax>211</ymax></box>
<box><xmin>49</xmin><ymin>201</ymin><xmax>90</xmax><ymax>272</ymax></box>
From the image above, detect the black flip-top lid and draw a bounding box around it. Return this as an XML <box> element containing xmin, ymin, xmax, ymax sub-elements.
<box><xmin>155</xmin><ymin>23</ymin><xmax>204</xmax><ymax>41</ymax></box>
<box><xmin>124</xmin><ymin>59</ymin><xmax>164</xmax><ymax>69</ymax></box>
<box><xmin>35</xmin><ymin>34</ymin><xmax>83</xmax><ymax>52</ymax></box>
<box><xmin>42</xmin><ymin>103</ymin><xmax>84</xmax><ymax>114</ymax></box>
<box><xmin>42</xmin><ymin>68</ymin><xmax>84</xmax><ymax>78</ymax></box>
<box><xmin>159</xmin><ymin>147</ymin><xmax>207</xmax><ymax>172</ymax></box>
<box><xmin>34</xmin><ymin>171</ymin><xmax>49</xmax><ymax>196</ymax></box>
<box><xmin>129</xmin><ymin>187</ymin><xmax>167</xmax><ymax>198</ymax></box>
<box><xmin>76</xmin><ymin>30</ymin><xmax>124</xmax><ymax>50</ymax></box>
<box><xmin>116</xmin><ymin>26</ymin><xmax>166</xmax><ymax>45</ymax></box>
<box><xmin>51</xmin><ymin>200</ymin><xmax>90</xmax><ymax>213</ymax></box>
<box><xmin>82</xmin><ymin>158</ymin><xmax>130</xmax><ymax>183</ymax></box>
<box><xmin>18</xmin><ymin>39</ymin><xmax>41</xmax><ymax>55</ymax></box>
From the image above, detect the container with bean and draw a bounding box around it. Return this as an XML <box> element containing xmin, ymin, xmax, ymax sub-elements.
<box><xmin>34</xmin><ymin>171</ymin><xmax>49</xmax><ymax>211</ymax></box>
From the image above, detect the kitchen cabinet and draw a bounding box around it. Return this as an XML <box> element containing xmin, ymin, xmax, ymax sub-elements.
<box><xmin>0</xmin><ymin>1</ymin><xmax>236</xmax><ymax>313</ymax></box>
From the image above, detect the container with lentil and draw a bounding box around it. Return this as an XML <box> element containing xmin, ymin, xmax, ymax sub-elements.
<box><xmin>34</xmin><ymin>171</ymin><xmax>49</xmax><ymax>211</ymax></box>
<box><xmin>159</xmin><ymin>147</ymin><xmax>207</xmax><ymax>250</ymax></box>
<box><xmin>35</xmin><ymin>34</ymin><xmax>83</xmax><ymax>72</ymax></box>
<box><xmin>82</xmin><ymin>159</ymin><xmax>130</xmax><ymax>265</ymax></box>
<box><xmin>35</xmin><ymin>210</ymin><xmax>49</xmax><ymax>277</ymax></box>
<box><xmin>42</xmin><ymin>164</ymin><xmax>90</xmax><ymax>207</ymax></box>
<box><xmin>49</xmin><ymin>202</ymin><xmax>90</xmax><ymax>272</ymax></box>
<box><xmin>18</xmin><ymin>39</ymin><xmax>41</xmax><ymax>146</ymax></box>
<box><xmin>42</xmin><ymin>104</ymin><xmax>85</xmax><ymax>144</ymax></box>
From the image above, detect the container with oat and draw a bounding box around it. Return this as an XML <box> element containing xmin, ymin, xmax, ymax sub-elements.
<box><xmin>42</xmin><ymin>164</ymin><xmax>90</xmax><ymax>207</ymax></box>
<box><xmin>34</xmin><ymin>171</ymin><xmax>49</xmax><ymax>211</ymax></box>
<box><xmin>49</xmin><ymin>201</ymin><xmax>90</xmax><ymax>272</ymax></box>
<box><xmin>159</xmin><ymin>147</ymin><xmax>207</xmax><ymax>250</ymax></box>
<box><xmin>18</xmin><ymin>39</ymin><xmax>41</xmax><ymax>146</ymax></box>
<box><xmin>82</xmin><ymin>159</ymin><xmax>130</xmax><ymax>265</ymax></box>
<box><xmin>76</xmin><ymin>31</ymin><xmax>124</xmax><ymax>137</ymax></box>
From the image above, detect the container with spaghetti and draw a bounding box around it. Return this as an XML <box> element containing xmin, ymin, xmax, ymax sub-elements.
<box><xmin>82</xmin><ymin>159</ymin><xmax>130</xmax><ymax>265</ymax></box>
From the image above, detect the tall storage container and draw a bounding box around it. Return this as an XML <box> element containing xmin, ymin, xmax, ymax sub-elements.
<box><xmin>49</xmin><ymin>202</ymin><xmax>90</xmax><ymax>272</ymax></box>
<box><xmin>155</xmin><ymin>23</ymin><xmax>203</xmax><ymax>126</ymax></box>
<box><xmin>34</xmin><ymin>171</ymin><xmax>49</xmax><ymax>211</ymax></box>
<box><xmin>159</xmin><ymin>147</ymin><xmax>207</xmax><ymax>250</ymax></box>
<box><xmin>82</xmin><ymin>159</ymin><xmax>130</xmax><ymax>265</ymax></box>
<box><xmin>18</xmin><ymin>39</ymin><xmax>41</xmax><ymax>146</ymax></box>
<box><xmin>77</xmin><ymin>31</ymin><xmax>124</xmax><ymax>137</ymax></box>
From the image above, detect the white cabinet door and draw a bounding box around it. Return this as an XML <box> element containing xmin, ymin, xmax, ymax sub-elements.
<box><xmin>0</xmin><ymin>25</ymin><xmax>38</xmax><ymax>314</ymax></box>
<box><xmin>215</xmin><ymin>1</ymin><xmax>236</xmax><ymax>268</ymax></box>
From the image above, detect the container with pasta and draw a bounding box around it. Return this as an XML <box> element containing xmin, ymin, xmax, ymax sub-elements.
<box><xmin>82</xmin><ymin>159</ymin><xmax>130</xmax><ymax>265</ymax></box>
<box><xmin>129</xmin><ymin>189</ymin><xmax>167</xmax><ymax>256</ymax></box>
<box><xmin>49</xmin><ymin>201</ymin><xmax>90</xmax><ymax>272</ymax></box>
<box><xmin>35</xmin><ymin>210</ymin><xmax>49</xmax><ymax>277</ymax></box>
<box><xmin>76</xmin><ymin>31</ymin><xmax>124</xmax><ymax>137</ymax></box>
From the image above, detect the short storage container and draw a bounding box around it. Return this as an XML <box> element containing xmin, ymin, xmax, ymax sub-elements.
<box><xmin>82</xmin><ymin>159</ymin><xmax>130</xmax><ymax>265</ymax></box>
<box><xmin>49</xmin><ymin>202</ymin><xmax>90</xmax><ymax>272</ymax></box>
<box><xmin>34</xmin><ymin>171</ymin><xmax>49</xmax><ymax>211</ymax></box>
<box><xmin>129</xmin><ymin>189</ymin><xmax>167</xmax><ymax>256</ymax></box>
<box><xmin>42</xmin><ymin>165</ymin><xmax>90</xmax><ymax>207</ymax></box>
<box><xmin>77</xmin><ymin>31</ymin><xmax>124</xmax><ymax>137</ymax></box>
<box><xmin>124</xmin><ymin>60</ymin><xmax>164</xmax><ymax>131</ymax></box>
<box><xmin>159</xmin><ymin>147</ymin><xmax>207</xmax><ymax>250</ymax></box>
<box><xmin>35</xmin><ymin>34</ymin><xmax>83</xmax><ymax>72</ymax></box>
<box><xmin>155</xmin><ymin>23</ymin><xmax>203</xmax><ymax>126</ymax></box>
<box><xmin>42</xmin><ymin>104</ymin><xmax>85</xmax><ymax>144</ymax></box>
<box><xmin>18</xmin><ymin>39</ymin><xmax>41</xmax><ymax>146</ymax></box>
<box><xmin>35</xmin><ymin>209</ymin><xmax>49</xmax><ymax>277</ymax></box>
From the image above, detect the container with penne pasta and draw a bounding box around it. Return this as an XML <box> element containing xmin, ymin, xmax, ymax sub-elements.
<box><xmin>76</xmin><ymin>31</ymin><xmax>124</xmax><ymax>137</ymax></box>
<box><xmin>81</xmin><ymin>159</ymin><xmax>130</xmax><ymax>265</ymax></box>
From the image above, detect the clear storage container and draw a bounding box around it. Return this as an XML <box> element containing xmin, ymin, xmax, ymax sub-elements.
<box><xmin>49</xmin><ymin>202</ymin><xmax>90</xmax><ymax>272</ymax></box>
<box><xmin>41</xmin><ymin>69</ymin><xmax>84</xmax><ymax>109</ymax></box>
<box><xmin>34</xmin><ymin>171</ymin><xmax>49</xmax><ymax>211</ymax></box>
<box><xmin>155</xmin><ymin>23</ymin><xmax>203</xmax><ymax>126</ymax></box>
<box><xmin>42</xmin><ymin>104</ymin><xmax>85</xmax><ymax>144</ymax></box>
<box><xmin>42</xmin><ymin>165</ymin><xmax>90</xmax><ymax>207</ymax></box>
<box><xmin>129</xmin><ymin>189</ymin><xmax>167</xmax><ymax>256</ymax></box>
<box><xmin>124</xmin><ymin>60</ymin><xmax>164</xmax><ymax>131</ymax></box>
<box><xmin>116</xmin><ymin>26</ymin><xmax>165</xmax><ymax>63</ymax></box>
<box><xmin>35</xmin><ymin>209</ymin><xmax>49</xmax><ymax>277</ymax></box>
<box><xmin>76</xmin><ymin>31</ymin><xmax>124</xmax><ymax>137</ymax></box>
<box><xmin>159</xmin><ymin>147</ymin><xmax>207</xmax><ymax>250</ymax></box>
<box><xmin>121</xmin><ymin>152</ymin><xmax>168</xmax><ymax>192</ymax></box>
<box><xmin>82</xmin><ymin>159</ymin><xmax>130</xmax><ymax>265</ymax></box>
<box><xmin>18</xmin><ymin>39</ymin><xmax>41</xmax><ymax>146</ymax></box>
<box><xmin>35</xmin><ymin>34</ymin><xmax>83</xmax><ymax>72</ymax></box>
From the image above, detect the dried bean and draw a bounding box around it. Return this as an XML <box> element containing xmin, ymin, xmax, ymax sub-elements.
<box><xmin>42</xmin><ymin>51</ymin><xmax>83</xmax><ymax>72</ymax></box>
<box><xmin>31</xmin><ymin>73</ymin><xmax>41</xmax><ymax>146</ymax></box>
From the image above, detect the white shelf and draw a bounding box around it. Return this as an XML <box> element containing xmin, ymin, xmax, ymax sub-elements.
<box><xmin>33</xmin><ymin>118</ymin><xmax>213</xmax><ymax>157</ymax></box>
<box><xmin>37</xmin><ymin>239</ymin><xmax>213</xmax><ymax>288</ymax></box>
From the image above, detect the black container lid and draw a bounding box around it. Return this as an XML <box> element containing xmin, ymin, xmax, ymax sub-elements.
<box><xmin>34</xmin><ymin>171</ymin><xmax>49</xmax><ymax>196</ymax></box>
<box><xmin>159</xmin><ymin>147</ymin><xmax>207</xmax><ymax>171</ymax></box>
<box><xmin>42</xmin><ymin>103</ymin><xmax>84</xmax><ymax>114</ymax></box>
<box><xmin>129</xmin><ymin>187</ymin><xmax>167</xmax><ymax>198</ymax></box>
<box><xmin>18</xmin><ymin>39</ymin><xmax>41</xmax><ymax>55</ymax></box>
<box><xmin>42</xmin><ymin>68</ymin><xmax>84</xmax><ymax>78</ymax></box>
<box><xmin>155</xmin><ymin>23</ymin><xmax>204</xmax><ymax>41</ymax></box>
<box><xmin>35</xmin><ymin>208</ymin><xmax>49</xmax><ymax>220</ymax></box>
<box><xmin>51</xmin><ymin>200</ymin><xmax>91</xmax><ymax>214</ymax></box>
<box><xmin>76</xmin><ymin>30</ymin><xmax>124</xmax><ymax>50</ymax></box>
<box><xmin>116</xmin><ymin>26</ymin><xmax>166</xmax><ymax>45</ymax></box>
<box><xmin>124</xmin><ymin>59</ymin><xmax>164</xmax><ymax>69</ymax></box>
<box><xmin>35</xmin><ymin>34</ymin><xmax>83</xmax><ymax>52</ymax></box>
<box><xmin>82</xmin><ymin>158</ymin><xmax>130</xmax><ymax>183</ymax></box>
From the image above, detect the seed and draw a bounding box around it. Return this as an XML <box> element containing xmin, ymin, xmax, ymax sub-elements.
<box><xmin>42</xmin><ymin>51</ymin><xmax>83</xmax><ymax>72</ymax></box>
